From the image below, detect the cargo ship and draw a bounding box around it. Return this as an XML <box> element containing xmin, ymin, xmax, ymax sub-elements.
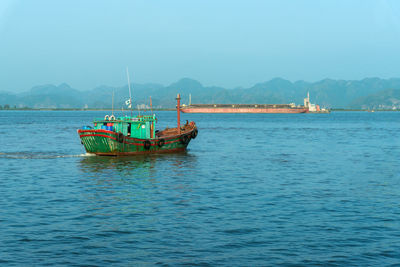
<box><xmin>180</xmin><ymin>103</ymin><xmax>308</xmax><ymax>113</ymax></box>
<box><xmin>181</xmin><ymin>92</ymin><xmax>328</xmax><ymax>114</ymax></box>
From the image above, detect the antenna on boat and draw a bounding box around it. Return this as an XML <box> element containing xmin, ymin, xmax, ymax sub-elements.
<box><xmin>150</xmin><ymin>96</ymin><xmax>153</xmax><ymax>115</ymax></box>
<box><xmin>111</xmin><ymin>90</ymin><xmax>115</xmax><ymax>117</ymax></box>
<box><xmin>126</xmin><ymin>67</ymin><xmax>133</xmax><ymax>117</ymax></box>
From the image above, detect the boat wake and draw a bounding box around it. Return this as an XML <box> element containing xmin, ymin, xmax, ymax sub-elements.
<box><xmin>0</xmin><ymin>152</ymin><xmax>95</xmax><ymax>159</ymax></box>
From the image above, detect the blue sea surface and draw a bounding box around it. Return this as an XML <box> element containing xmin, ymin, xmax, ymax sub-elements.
<box><xmin>0</xmin><ymin>110</ymin><xmax>399</xmax><ymax>266</ymax></box>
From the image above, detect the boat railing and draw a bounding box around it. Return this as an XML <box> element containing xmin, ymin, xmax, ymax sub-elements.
<box><xmin>93</xmin><ymin>115</ymin><xmax>156</xmax><ymax>123</ymax></box>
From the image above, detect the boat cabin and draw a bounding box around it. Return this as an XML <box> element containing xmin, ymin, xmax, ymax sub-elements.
<box><xmin>92</xmin><ymin>115</ymin><xmax>157</xmax><ymax>139</ymax></box>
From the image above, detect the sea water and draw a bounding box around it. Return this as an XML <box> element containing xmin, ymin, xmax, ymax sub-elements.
<box><xmin>0</xmin><ymin>110</ymin><xmax>399</xmax><ymax>266</ymax></box>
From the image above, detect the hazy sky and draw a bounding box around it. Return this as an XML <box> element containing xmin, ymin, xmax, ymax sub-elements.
<box><xmin>1</xmin><ymin>0</ymin><xmax>400</xmax><ymax>92</ymax></box>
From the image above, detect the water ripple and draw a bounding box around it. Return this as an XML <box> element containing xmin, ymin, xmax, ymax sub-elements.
<box><xmin>0</xmin><ymin>111</ymin><xmax>399</xmax><ymax>266</ymax></box>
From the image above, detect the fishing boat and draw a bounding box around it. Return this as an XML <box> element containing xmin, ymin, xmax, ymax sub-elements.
<box><xmin>78</xmin><ymin>91</ymin><xmax>198</xmax><ymax>156</ymax></box>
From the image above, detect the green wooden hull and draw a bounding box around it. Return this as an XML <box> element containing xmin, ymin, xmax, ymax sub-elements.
<box><xmin>77</xmin><ymin>129</ymin><xmax>195</xmax><ymax>156</ymax></box>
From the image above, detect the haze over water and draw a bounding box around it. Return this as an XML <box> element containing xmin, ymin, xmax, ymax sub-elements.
<box><xmin>0</xmin><ymin>111</ymin><xmax>399</xmax><ymax>265</ymax></box>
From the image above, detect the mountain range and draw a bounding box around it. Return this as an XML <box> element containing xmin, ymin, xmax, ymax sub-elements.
<box><xmin>1</xmin><ymin>77</ymin><xmax>400</xmax><ymax>109</ymax></box>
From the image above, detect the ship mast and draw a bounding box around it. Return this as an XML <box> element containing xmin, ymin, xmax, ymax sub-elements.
<box><xmin>176</xmin><ymin>93</ymin><xmax>181</xmax><ymax>134</ymax></box>
<box><xmin>126</xmin><ymin>67</ymin><xmax>133</xmax><ymax>117</ymax></box>
<box><xmin>150</xmin><ymin>96</ymin><xmax>153</xmax><ymax>115</ymax></box>
<box><xmin>111</xmin><ymin>90</ymin><xmax>114</xmax><ymax>117</ymax></box>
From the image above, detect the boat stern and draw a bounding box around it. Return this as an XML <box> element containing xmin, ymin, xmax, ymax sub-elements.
<box><xmin>77</xmin><ymin>128</ymin><xmax>121</xmax><ymax>154</ymax></box>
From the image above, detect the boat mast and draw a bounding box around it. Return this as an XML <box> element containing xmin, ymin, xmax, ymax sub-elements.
<box><xmin>176</xmin><ymin>93</ymin><xmax>181</xmax><ymax>134</ymax></box>
<box><xmin>150</xmin><ymin>96</ymin><xmax>153</xmax><ymax>115</ymax></box>
<box><xmin>126</xmin><ymin>67</ymin><xmax>133</xmax><ymax>117</ymax></box>
<box><xmin>111</xmin><ymin>90</ymin><xmax>114</xmax><ymax>117</ymax></box>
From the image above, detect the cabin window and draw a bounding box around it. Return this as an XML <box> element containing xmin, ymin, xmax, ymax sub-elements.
<box><xmin>127</xmin><ymin>123</ymin><xmax>131</xmax><ymax>136</ymax></box>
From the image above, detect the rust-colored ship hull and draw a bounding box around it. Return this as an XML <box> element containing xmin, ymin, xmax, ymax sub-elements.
<box><xmin>181</xmin><ymin>104</ymin><xmax>308</xmax><ymax>114</ymax></box>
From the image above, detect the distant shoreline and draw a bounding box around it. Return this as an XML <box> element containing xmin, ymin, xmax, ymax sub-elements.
<box><xmin>1</xmin><ymin>108</ymin><xmax>399</xmax><ymax>112</ymax></box>
<box><xmin>330</xmin><ymin>109</ymin><xmax>399</xmax><ymax>112</ymax></box>
<box><xmin>0</xmin><ymin>108</ymin><xmax>176</xmax><ymax>111</ymax></box>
